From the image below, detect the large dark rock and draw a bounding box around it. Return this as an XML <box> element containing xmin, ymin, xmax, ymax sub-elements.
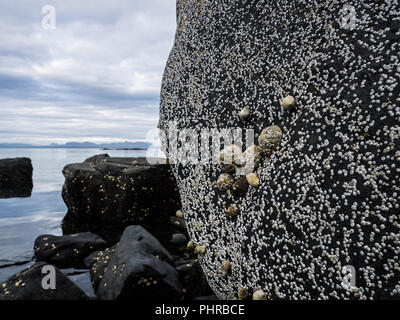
<box><xmin>0</xmin><ymin>262</ymin><xmax>88</xmax><ymax>300</ymax></box>
<box><xmin>158</xmin><ymin>0</ymin><xmax>400</xmax><ymax>300</ymax></box>
<box><xmin>61</xmin><ymin>156</ymin><xmax>181</xmax><ymax>245</ymax></box>
<box><xmin>0</xmin><ymin>158</ymin><xmax>33</xmax><ymax>198</ymax></box>
<box><xmin>96</xmin><ymin>226</ymin><xmax>182</xmax><ymax>300</ymax></box>
<box><xmin>34</xmin><ymin>232</ymin><xmax>107</xmax><ymax>267</ymax></box>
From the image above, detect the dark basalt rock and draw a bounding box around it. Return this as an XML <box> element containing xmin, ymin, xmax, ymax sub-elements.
<box><xmin>0</xmin><ymin>262</ymin><xmax>88</xmax><ymax>300</ymax></box>
<box><xmin>61</xmin><ymin>156</ymin><xmax>181</xmax><ymax>245</ymax></box>
<box><xmin>0</xmin><ymin>158</ymin><xmax>33</xmax><ymax>198</ymax></box>
<box><xmin>84</xmin><ymin>245</ymin><xmax>117</xmax><ymax>292</ymax></box>
<box><xmin>158</xmin><ymin>0</ymin><xmax>400</xmax><ymax>300</ymax></box>
<box><xmin>96</xmin><ymin>226</ymin><xmax>182</xmax><ymax>300</ymax></box>
<box><xmin>34</xmin><ymin>232</ymin><xmax>107</xmax><ymax>267</ymax></box>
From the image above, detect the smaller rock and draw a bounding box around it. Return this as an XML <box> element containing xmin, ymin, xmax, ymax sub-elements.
<box><xmin>97</xmin><ymin>226</ymin><xmax>182</xmax><ymax>300</ymax></box>
<box><xmin>34</xmin><ymin>232</ymin><xmax>107</xmax><ymax>267</ymax></box>
<box><xmin>282</xmin><ymin>96</ymin><xmax>296</xmax><ymax>110</ymax></box>
<box><xmin>246</xmin><ymin>173</ymin><xmax>260</xmax><ymax>187</ymax></box>
<box><xmin>216</xmin><ymin>173</ymin><xmax>234</xmax><ymax>191</ymax></box>
<box><xmin>0</xmin><ymin>262</ymin><xmax>88</xmax><ymax>300</ymax></box>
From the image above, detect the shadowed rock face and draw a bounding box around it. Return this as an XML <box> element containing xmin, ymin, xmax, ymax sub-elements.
<box><xmin>0</xmin><ymin>262</ymin><xmax>88</xmax><ymax>300</ymax></box>
<box><xmin>0</xmin><ymin>158</ymin><xmax>33</xmax><ymax>198</ymax></box>
<box><xmin>96</xmin><ymin>226</ymin><xmax>182</xmax><ymax>300</ymax></box>
<box><xmin>61</xmin><ymin>155</ymin><xmax>182</xmax><ymax>245</ymax></box>
<box><xmin>159</xmin><ymin>1</ymin><xmax>400</xmax><ymax>299</ymax></box>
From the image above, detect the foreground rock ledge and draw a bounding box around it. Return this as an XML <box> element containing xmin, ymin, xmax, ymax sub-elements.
<box><xmin>61</xmin><ymin>155</ymin><xmax>181</xmax><ymax>245</ymax></box>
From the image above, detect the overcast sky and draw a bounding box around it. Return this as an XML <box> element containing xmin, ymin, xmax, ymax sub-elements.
<box><xmin>0</xmin><ymin>0</ymin><xmax>176</xmax><ymax>145</ymax></box>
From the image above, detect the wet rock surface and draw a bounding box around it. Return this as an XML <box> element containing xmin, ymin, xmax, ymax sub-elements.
<box><xmin>0</xmin><ymin>262</ymin><xmax>88</xmax><ymax>300</ymax></box>
<box><xmin>0</xmin><ymin>158</ymin><xmax>33</xmax><ymax>198</ymax></box>
<box><xmin>34</xmin><ymin>232</ymin><xmax>107</xmax><ymax>267</ymax></box>
<box><xmin>96</xmin><ymin>226</ymin><xmax>182</xmax><ymax>300</ymax></box>
<box><xmin>61</xmin><ymin>156</ymin><xmax>181</xmax><ymax>245</ymax></box>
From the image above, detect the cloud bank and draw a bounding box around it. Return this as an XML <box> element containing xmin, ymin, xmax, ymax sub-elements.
<box><xmin>0</xmin><ymin>0</ymin><xmax>176</xmax><ymax>144</ymax></box>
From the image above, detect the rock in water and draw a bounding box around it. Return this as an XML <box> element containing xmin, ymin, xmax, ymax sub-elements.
<box><xmin>61</xmin><ymin>156</ymin><xmax>181</xmax><ymax>244</ymax></box>
<box><xmin>159</xmin><ymin>1</ymin><xmax>400</xmax><ymax>299</ymax></box>
<box><xmin>0</xmin><ymin>158</ymin><xmax>33</xmax><ymax>198</ymax></box>
<box><xmin>96</xmin><ymin>226</ymin><xmax>182</xmax><ymax>300</ymax></box>
<box><xmin>0</xmin><ymin>262</ymin><xmax>88</xmax><ymax>300</ymax></box>
<box><xmin>34</xmin><ymin>232</ymin><xmax>107</xmax><ymax>267</ymax></box>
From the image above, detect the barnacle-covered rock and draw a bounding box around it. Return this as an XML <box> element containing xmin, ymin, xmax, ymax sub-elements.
<box><xmin>159</xmin><ymin>0</ymin><xmax>400</xmax><ymax>301</ymax></box>
<box><xmin>258</xmin><ymin>126</ymin><xmax>283</xmax><ymax>153</ymax></box>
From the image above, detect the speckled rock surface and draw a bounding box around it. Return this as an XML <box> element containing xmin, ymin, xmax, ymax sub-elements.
<box><xmin>61</xmin><ymin>156</ymin><xmax>181</xmax><ymax>245</ymax></box>
<box><xmin>159</xmin><ymin>1</ymin><xmax>400</xmax><ymax>299</ymax></box>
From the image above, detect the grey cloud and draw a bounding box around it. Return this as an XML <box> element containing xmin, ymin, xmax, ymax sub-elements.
<box><xmin>0</xmin><ymin>0</ymin><xmax>176</xmax><ymax>144</ymax></box>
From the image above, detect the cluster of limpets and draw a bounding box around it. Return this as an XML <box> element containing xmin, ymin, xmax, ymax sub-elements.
<box><xmin>160</xmin><ymin>0</ymin><xmax>400</xmax><ymax>300</ymax></box>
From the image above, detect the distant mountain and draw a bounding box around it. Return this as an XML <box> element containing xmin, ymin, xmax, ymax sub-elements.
<box><xmin>0</xmin><ymin>141</ymin><xmax>151</xmax><ymax>150</ymax></box>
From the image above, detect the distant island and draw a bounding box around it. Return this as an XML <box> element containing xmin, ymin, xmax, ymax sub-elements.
<box><xmin>0</xmin><ymin>141</ymin><xmax>151</xmax><ymax>150</ymax></box>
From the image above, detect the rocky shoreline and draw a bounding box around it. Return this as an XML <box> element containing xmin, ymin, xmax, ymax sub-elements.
<box><xmin>0</xmin><ymin>155</ymin><xmax>214</xmax><ymax>300</ymax></box>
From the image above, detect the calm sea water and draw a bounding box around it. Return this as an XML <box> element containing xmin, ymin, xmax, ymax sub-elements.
<box><xmin>0</xmin><ymin>148</ymin><xmax>146</xmax><ymax>294</ymax></box>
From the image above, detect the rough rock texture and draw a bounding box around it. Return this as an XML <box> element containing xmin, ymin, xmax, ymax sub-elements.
<box><xmin>61</xmin><ymin>155</ymin><xmax>181</xmax><ymax>245</ymax></box>
<box><xmin>0</xmin><ymin>262</ymin><xmax>88</xmax><ymax>300</ymax></box>
<box><xmin>0</xmin><ymin>157</ymin><xmax>33</xmax><ymax>198</ymax></box>
<box><xmin>34</xmin><ymin>232</ymin><xmax>107</xmax><ymax>267</ymax></box>
<box><xmin>84</xmin><ymin>245</ymin><xmax>117</xmax><ymax>292</ymax></box>
<box><xmin>159</xmin><ymin>1</ymin><xmax>400</xmax><ymax>299</ymax></box>
<box><xmin>96</xmin><ymin>226</ymin><xmax>182</xmax><ymax>300</ymax></box>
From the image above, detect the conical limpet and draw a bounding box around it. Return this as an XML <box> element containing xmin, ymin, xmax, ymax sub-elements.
<box><xmin>221</xmin><ymin>260</ymin><xmax>231</xmax><ymax>278</ymax></box>
<box><xmin>217</xmin><ymin>173</ymin><xmax>234</xmax><ymax>190</ymax></box>
<box><xmin>232</xmin><ymin>176</ymin><xmax>249</xmax><ymax>196</ymax></box>
<box><xmin>226</xmin><ymin>204</ymin><xmax>240</xmax><ymax>219</ymax></box>
<box><xmin>176</xmin><ymin>210</ymin><xmax>184</xmax><ymax>219</ymax></box>
<box><xmin>238</xmin><ymin>288</ymin><xmax>248</xmax><ymax>300</ymax></box>
<box><xmin>246</xmin><ymin>173</ymin><xmax>260</xmax><ymax>187</ymax></box>
<box><xmin>282</xmin><ymin>95</ymin><xmax>296</xmax><ymax>110</ymax></box>
<box><xmin>194</xmin><ymin>245</ymin><xmax>207</xmax><ymax>255</ymax></box>
<box><xmin>252</xmin><ymin>289</ymin><xmax>267</xmax><ymax>300</ymax></box>
<box><xmin>239</xmin><ymin>107</ymin><xmax>251</xmax><ymax>120</ymax></box>
<box><xmin>258</xmin><ymin>125</ymin><xmax>282</xmax><ymax>153</ymax></box>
